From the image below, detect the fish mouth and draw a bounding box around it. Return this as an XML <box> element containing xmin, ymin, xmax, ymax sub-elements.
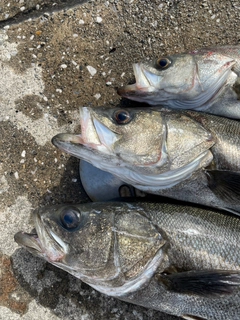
<box><xmin>52</xmin><ymin>107</ymin><xmax>123</xmax><ymax>172</ymax></box>
<box><xmin>117</xmin><ymin>63</ymin><xmax>157</xmax><ymax>98</ymax></box>
<box><xmin>14</xmin><ymin>230</ymin><xmax>43</xmax><ymax>255</ymax></box>
<box><xmin>14</xmin><ymin>210</ymin><xmax>68</xmax><ymax>263</ymax></box>
<box><xmin>52</xmin><ymin>107</ymin><xmax>120</xmax><ymax>156</ymax></box>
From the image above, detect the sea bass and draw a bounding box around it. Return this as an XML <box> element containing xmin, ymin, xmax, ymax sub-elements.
<box><xmin>52</xmin><ymin>106</ymin><xmax>240</xmax><ymax>214</ymax></box>
<box><xmin>117</xmin><ymin>46</ymin><xmax>240</xmax><ymax>119</ymax></box>
<box><xmin>15</xmin><ymin>202</ymin><xmax>240</xmax><ymax>319</ymax></box>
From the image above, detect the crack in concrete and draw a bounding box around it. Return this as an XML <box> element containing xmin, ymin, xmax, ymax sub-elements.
<box><xmin>0</xmin><ymin>0</ymin><xmax>91</xmax><ymax>28</ymax></box>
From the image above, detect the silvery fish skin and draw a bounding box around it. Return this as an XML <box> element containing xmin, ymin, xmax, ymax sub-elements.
<box><xmin>15</xmin><ymin>202</ymin><xmax>240</xmax><ymax>319</ymax></box>
<box><xmin>52</xmin><ymin>106</ymin><xmax>240</xmax><ymax>214</ymax></box>
<box><xmin>117</xmin><ymin>46</ymin><xmax>240</xmax><ymax>119</ymax></box>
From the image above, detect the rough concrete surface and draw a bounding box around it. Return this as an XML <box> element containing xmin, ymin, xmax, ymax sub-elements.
<box><xmin>0</xmin><ymin>0</ymin><xmax>239</xmax><ymax>319</ymax></box>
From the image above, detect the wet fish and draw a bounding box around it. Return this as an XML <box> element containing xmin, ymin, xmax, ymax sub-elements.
<box><xmin>117</xmin><ymin>46</ymin><xmax>240</xmax><ymax>119</ymax></box>
<box><xmin>52</xmin><ymin>106</ymin><xmax>240</xmax><ymax>214</ymax></box>
<box><xmin>15</xmin><ymin>201</ymin><xmax>240</xmax><ymax>319</ymax></box>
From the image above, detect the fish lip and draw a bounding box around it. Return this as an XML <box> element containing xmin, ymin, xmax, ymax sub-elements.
<box><xmin>15</xmin><ymin>209</ymin><xmax>68</xmax><ymax>263</ymax></box>
<box><xmin>52</xmin><ymin>133</ymin><xmax>83</xmax><ymax>147</ymax></box>
<box><xmin>117</xmin><ymin>63</ymin><xmax>154</xmax><ymax>97</ymax></box>
<box><xmin>14</xmin><ymin>231</ymin><xmax>42</xmax><ymax>254</ymax></box>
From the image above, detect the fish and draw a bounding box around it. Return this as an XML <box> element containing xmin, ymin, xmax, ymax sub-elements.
<box><xmin>117</xmin><ymin>46</ymin><xmax>240</xmax><ymax>119</ymax></box>
<box><xmin>14</xmin><ymin>201</ymin><xmax>240</xmax><ymax>319</ymax></box>
<box><xmin>52</xmin><ymin>106</ymin><xmax>240</xmax><ymax>214</ymax></box>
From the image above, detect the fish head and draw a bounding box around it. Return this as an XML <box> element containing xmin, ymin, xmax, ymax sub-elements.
<box><xmin>53</xmin><ymin>106</ymin><xmax>167</xmax><ymax>169</ymax></box>
<box><xmin>15</xmin><ymin>202</ymin><xmax>166</xmax><ymax>296</ymax></box>
<box><xmin>117</xmin><ymin>51</ymin><xmax>236</xmax><ymax>108</ymax></box>
<box><xmin>118</xmin><ymin>54</ymin><xmax>196</xmax><ymax>103</ymax></box>
<box><xmin>52</xmin><ymin>106</ymin><xmax>214</xmax><ymax>189</ymax></box>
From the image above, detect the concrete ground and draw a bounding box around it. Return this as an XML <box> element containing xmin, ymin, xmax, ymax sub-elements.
<box><xmin>0</xmin><ymin>0</ymin><xmax>239</xmax><ymax>319</ymax></box>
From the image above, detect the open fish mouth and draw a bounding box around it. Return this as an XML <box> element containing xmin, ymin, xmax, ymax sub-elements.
<box><xmin>14</xmin><ymin>211</ymin><xmax>67</xmax><ymax>263</ymax></box>
<box><xmin>14</xmin><ymin>230</ymin><xmax>42</xmax><ymax>254</ymax></box>
<box><xmin>117</xmin><ymin>63</ymin><xmax>156</xmax><ymax>97</ymax></box>
<box><xmin>63</xmin><ymin>107</ymin><xmax>120</xmax><ymax>155</ymax></box>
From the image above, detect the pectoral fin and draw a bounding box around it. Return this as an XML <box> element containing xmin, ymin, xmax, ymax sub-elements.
<box><xmin>158</xmin><ymin>270</ymin><xmax>240</xmax><ymax>297</ymax></box>
<box><xmin>206</xmin><ymin>170</ymin><xmax>240</xmax><ymax>203</ymax></box>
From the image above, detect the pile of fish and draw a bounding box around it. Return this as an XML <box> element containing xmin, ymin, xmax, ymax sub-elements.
<box><xmin>15</xmin><ymin>46</ymin><xmax>240</xmax><ymax>320</ymax></box>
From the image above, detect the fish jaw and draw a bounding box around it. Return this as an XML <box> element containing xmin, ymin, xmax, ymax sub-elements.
<box><xmin>117</xmin><ymin>63</ymin><xmax>161</xmax><ymax>103</ymax></box>
<box><xmin>52</xmin><ymin>132</ymin><xmax>124</xmax><ymax>176</ymax></box>
<box><xmin>14</xmin><ymin>209</ymin><xmax>68</xmax><ymax>263</ymax></box>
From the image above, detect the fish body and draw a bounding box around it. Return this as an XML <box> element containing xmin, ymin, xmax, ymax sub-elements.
<box><xmin>15</xmin><ymin>202</ymin><xmax>240</xmax><ymax>319</ymax></box>
<box><xmin>117</xmin><ymin>46</ymin><xmax>240</xmax><ymax>119</ymax></box>
<box><xmin>52</xmin><ymin>106</ymin><xmax>240</xmax><ymax>214</ymax></box>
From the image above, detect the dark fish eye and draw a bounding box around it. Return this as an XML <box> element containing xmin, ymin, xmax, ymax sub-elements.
<box><xmin>114</xmin><ymin>109</ymin><xmax>132</xmax><ymax>125</ymax></box>
<box><xmin>60</xmin><ymin>207</ymin><xmax>81</xmax><ymax>230</ymax></box>
<box><xmin>156</xmin><ymin>57</ymin><xmax>171</xmax><ymax>69</ymax></box>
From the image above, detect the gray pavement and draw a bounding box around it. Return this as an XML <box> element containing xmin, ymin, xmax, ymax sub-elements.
<box><xmin>0</xmin><ymin>0</ymin><xmax>239</xmax><ymax>319</ymax></box>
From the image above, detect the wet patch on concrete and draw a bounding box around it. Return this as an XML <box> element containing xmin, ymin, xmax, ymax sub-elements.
<box><xmin>0</xmin><ymin>253</ymin><xmax>32</xmax><ymax>315</ymax></box>
<box><xmin>15</xmin><ymin>95</ymin><xmax>46</xmax><ymax>120</ymax></box>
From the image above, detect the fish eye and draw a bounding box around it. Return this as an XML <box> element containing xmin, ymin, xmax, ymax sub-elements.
<box><xmin>156</xmin><ymin>57</ymin><xmax>171</xmax><ymax>69</ymax></box>
<box><xmin>60</xmin><ymin>207</ymin><xmax>81</xmax><ymax>230</ymax></box>
<box><xmin>114</xmin><ymin>110</ymin><xmax>132</xmax><ymax>125</ymax></box>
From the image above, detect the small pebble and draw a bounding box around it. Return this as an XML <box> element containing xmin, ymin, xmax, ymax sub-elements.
<box><xmin>72</xmin><ymin>60</ymin><xmax>77</xmax><ymax>66</ymax></box>
<box><xmin>86</xmin><ymin>65</ymin><xmax>97</xmax><ymax>76</ymax></box>
<box><xmin>14</xmin><ymin>172</ymin><xmax>19</xmax><ymax>180</ymax></box>
<box><xmin>96</xmin><ymin>17</ymin><xmax>103</xmax><ymax>23</ymax></box>
<box><xmin>94</xmin><ymin>93</ymin><xmax>101</xmax><ymax>100</ymax></box>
